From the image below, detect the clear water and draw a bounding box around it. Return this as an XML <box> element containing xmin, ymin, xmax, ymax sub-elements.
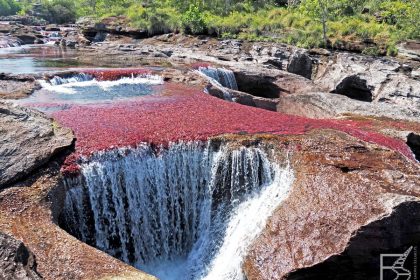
<box><xmin>0</xmin><ymin>44</ymin><xmax>80</xmax><ymax>74</ymax></box>
<box><xmin>17</xmin><ymin>74</ymin><xmax>165</xmax><ymax>106</ymax></box>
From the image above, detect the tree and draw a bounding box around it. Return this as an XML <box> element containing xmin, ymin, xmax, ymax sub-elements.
<box><xmin>299</xmin><ymin>0</ymin><xmax>354</xmax><ymax>47</ymax></box>
<box><xmin>0</xmin><ymin>0</ymin><xmax>21</xmax><ymax>16</ymax></box>
<box><xmin>318</xmin><ymin>0</ymin><xmax>328</xmax><ymax>47</ymax></box>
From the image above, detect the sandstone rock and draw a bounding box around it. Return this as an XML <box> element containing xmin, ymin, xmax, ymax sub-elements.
<box><xmin>0</xmin><ymin>15</ymin><xmax>47</xmax><ymax>26</ymax></box>
<box><xmin>284</xmin><ymin>199</ymin><xmax>420</xmax><ymax>280</ymax></box>
<box><xmin>15</xmin><ymin>34</ymin><xmax>37</xmax><ymax>45</ymax></box>
<box><xmin>276</xmin><ymin>92</ymin><xmax>420</xmax><ymax>122</ymax></box>
<box><xmin>333</xmin><ymin>74</ymin><xmax>373</xmax><ymax>102</ymax></box>
<box><xmin>45</xmin><ymin>25</ymin><xmax>60</xmax><ymax>32</ymax></box>
<box><xmin>243</xmin><ymin>131</ymin><xmax>420</xmax><ymax>280</ymax></box>
<box><xmin>398</xmin><ymin>40</ymin><xmax>420</xmax><ymax>62</ymax></box>
<box><xmin>206</xmin><ymin>84</ymin><xmax>279</xmax><ymax>111</ymax></box>
<box><xmin>0</xmin><ymin>36</ymin><xmax>22</xmax><ymax>48</ymax></box>
<box><xmin>0</xmin><ymin>172</ymin><xmax>157</xmax><ymax>280</ymax></box>
<box><xmin>287</xmin><ymin>51</ymin><xmax>313</xmax><ymax>79</ymax></box>
<box><xmin>0</xmin><ymin>102</ymin><xmax>74</xmax><ymax>188</ymax></box>
<box><xmin>314</xmin><ymin>52</ymin><xmax>420</xmax><ymax>110</ymax></box>
<box><xmin>74</xmin><ymin>33</ymin><xmax>419</xmax><ymax>121</ymax></box>
<box><xmin>0</xmin><ymin>73</ymin><xmax>40</xmax><ymax>99</ymax></box>
<box><xmin>78</xmin><ymin>16</ymin><xmax>148</xmax><ymax>41</ymax></box>
<box><xmin>0</xmin><ymin>232</ymin><xmax>41</xmax><ymax>280</ymax></box>
<box><xmin>232</xmin><ymin>67</ymin><xmax>318</xmax><ymax>98</ymax></box>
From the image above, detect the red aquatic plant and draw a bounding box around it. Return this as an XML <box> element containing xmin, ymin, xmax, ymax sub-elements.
<box><xmin>44</xmin><ymin>82</ymin><xmax>414</xmax><ymax>176</ymax></box>
<box><xmin>81</xmin><ymin>68</ymin><xmax>151</xmax><ymax>81</ymax></box>
<box><xmin>190</xmin><ymin>62</ymin><xmax>213</xmax><ymax>69</ymax></box>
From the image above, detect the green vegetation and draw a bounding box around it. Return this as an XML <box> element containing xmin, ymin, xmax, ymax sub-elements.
<box><xmin>0</xmin><ymin>0</ymin><xmax>20</xmax><ymax>16</ymax></box>
<box><xmin>4</xmin><ymin>0</ymin><xmax>420</xmax><ymax>56</ymax></box>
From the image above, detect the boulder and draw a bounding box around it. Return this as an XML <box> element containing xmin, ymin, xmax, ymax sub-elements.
<box><xmin>314</xmin><ymin>52</ymin><xmax>420</xmax><ymax>110</ymax></box>
<box><xmin>0</xmin><ymin>232</ymin><xmax>41</xmax><ymax>280</ymax></box>
<box><xmin>276</xmin><ymin>92</ymin><xmax>420</xmax><ymax>122</ymax></box>
<box><xmin>287</xmin><ymin>51</ymin><xmax>313</xmax><ymax>79</ymax></box>
<box><xmin>0</xmin><ymin>73</ymin><xmax>40</xmax><ymax>99</ymax></box>
<box><xmin>0</xmin><ymin>102</ymin><xmax>74</xmax><ymax>188</ymax></box>
<box><xmin>333</xmin><ymin>74</ymin><xmax>373</xmax><ymax>102</ymax></box>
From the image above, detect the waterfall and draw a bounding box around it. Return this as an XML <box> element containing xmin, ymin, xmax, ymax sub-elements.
<box><xmin>0</xmin><ymin>39</ymin><xmax>22</xmax><ymax>48</ymax></box>
<box><xmin>197</xmin><ymin>67</ymin><xmax>239</xmax><ymax>101</ymax></box>
<box><xmin>198</xmin><ymin>67</ymin><xmax>238</xmax><ymax>90</ymax></box>
<box><xmin>49</xmin><ymin>73</ymin><xmax>94</xmax><ymax>86</ymax></box>
<box><xmin>61</xmin><ymin>141</ymin><xmax>293</xmax><ymax>280</ymax></box>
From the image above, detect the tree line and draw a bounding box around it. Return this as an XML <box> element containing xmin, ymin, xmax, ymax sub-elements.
<box><xmin>1</xmin><ymin>0</ymin><xmax>418</xmax><ymax>55</ymax></box>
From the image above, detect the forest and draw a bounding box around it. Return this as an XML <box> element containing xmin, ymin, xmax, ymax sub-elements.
<box><xmin>1</xmin><ymin>0</ymin><xmax>419</xmax><ymax>55</ymax></box>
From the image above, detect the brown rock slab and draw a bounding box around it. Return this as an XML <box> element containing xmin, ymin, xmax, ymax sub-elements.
<box><xmin>243</xmin><ymin>131</ymin><xmax>420</xmax><ymax>280</ymax></box>
<box><xmin>0</xmin><ymin>169</ymin><xmax>157</xmax><ymax>280</ymax></box>
<box><xmin>0</xmin><ymin>102</ymin><xmax>74</xmax><ymax>188</ymax></box>
<box><xmin>0</xmin><ymin>232</ymin><xmax>41</xmax><ymax>280</ymax></box>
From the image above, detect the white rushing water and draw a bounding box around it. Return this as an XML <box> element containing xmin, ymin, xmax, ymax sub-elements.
<box><xmin>40</xmin><ymin>74</ymin><xmax>164</xmax><ymax>94</ymax></box>
<box><xmin>0</xmin><ymin>41</ymin><xmax>21</xmax><ymax>48</ymax></box>
<box><xmin>49</xmin><ymin>73</ymin><xmax>94</xmax><ymax>85</ymax></box>
<box><xmin>197</xmin><ymin>67</ymin><xmax>239</xmax><ymax>101</ymax></box>
<box><xmin>198</xmin><ymin>67</ymin><xmax>238</xmax><ymax>90</ymax></box>
<box><xmin>61</xmin><ymin>141</ymin><xmax>293</xmax><ymax>280</ymax></box>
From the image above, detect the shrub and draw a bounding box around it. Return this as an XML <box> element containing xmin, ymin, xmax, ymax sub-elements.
<box><xmin>181</xmin><ymin>5</ymin><xmax>206</xmax><ymax>34</ymax></box>
<box><xmin>0</xmin><ymin>0</ymin><xmax>21</xmax><ymax>16</ymax></box>
<box><xmin>362</xmin><ymin>46</ymin><xmax>380</xmax><ymax>56</ymax></box>
<box><xmin>37</xmin><ymin>0</ymin><xmax>77</xmax><ymax>24</ymax></box>
<box><xmin>386</xmin><ymin>44</ymin><xmax>398</xmax><ymax>56</ymax></box>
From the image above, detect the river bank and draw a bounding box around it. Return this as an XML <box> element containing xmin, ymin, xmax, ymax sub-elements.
<box><xmin>0</xmin><ymin>15</ymin><xmax>419</xmax><ymax>280</ymax></box>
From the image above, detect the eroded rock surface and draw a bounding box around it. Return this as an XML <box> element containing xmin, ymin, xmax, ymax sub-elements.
<box><xmin>0</xmin><ymin>232</ymin><xmax>42</xmax><ymax>280</ymax></box>
<box><xmin>73</xmin><ymin>33</ymin><xmax>420</xmax><ymax>118</ymax></box>
<box><xmin>276</xmin><ymin>92</ymin><xmax>420</xmax><ymax>122</ymax></box>
<box><xmin>0</xmin><ymin>102</ymin><xmax>74</xmax><ymax>188</ymax></box>
<box><xmin>243</xmin><ymin>131</ymin><xmax>420</xmax><ymax>280</ymax></box>
<box><xmin>314</xmin><ymin>53</ymin><xmax>420</xmax><ymax>109</ymax></box>
<box><xmin>0</xmin><ymin>167</ymin><xmax>157</xmax><ymax>280</ymax></box>
<box><xmin>0</xmin><ymin>73</ymin><xmax>40</xmax><ymax>99</ymax></box>
<box><xmin>284</xmin><ymin>199</ymin><xmax>420</xmax><ymax>280</ymax></box>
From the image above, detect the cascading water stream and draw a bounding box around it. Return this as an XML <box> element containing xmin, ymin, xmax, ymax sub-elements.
<box><xmin>198</xmin><ymin>67</ymin><xmax>238</xmax><ymax>91</ymax></box>
<box><xmin>60</xmin><ymin>141</ymin><xmax>293</xmax><ymax>280</ymax></box>
<box><xmin>0</xmin><ymin>41</ymin><xmax>21</xmax><ymax>48</ymax></box>
<box><xmin>197</xmin><ymin>67</ymin><xmax>239</xmax><ymax>101</ymax></box>
<box><xmin>49</xmin><ymin>73</ymin><xmax>94</xmax><ymax>85</ymax></box>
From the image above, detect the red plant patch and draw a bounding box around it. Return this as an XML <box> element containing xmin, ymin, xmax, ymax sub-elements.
<box><xmin>81</xmin><ymin>68</ymin><xmax>152</xmax><ymax>81</ymax></box>
<box><xmin>48</xmin><ymin>82</ymin><xmax>414</xmax><ymax>177</ymax></box>
<box><xmin>190</xmin><ymin>62</ymin><xmax>213</xmax><ymax>69</ymax></box>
